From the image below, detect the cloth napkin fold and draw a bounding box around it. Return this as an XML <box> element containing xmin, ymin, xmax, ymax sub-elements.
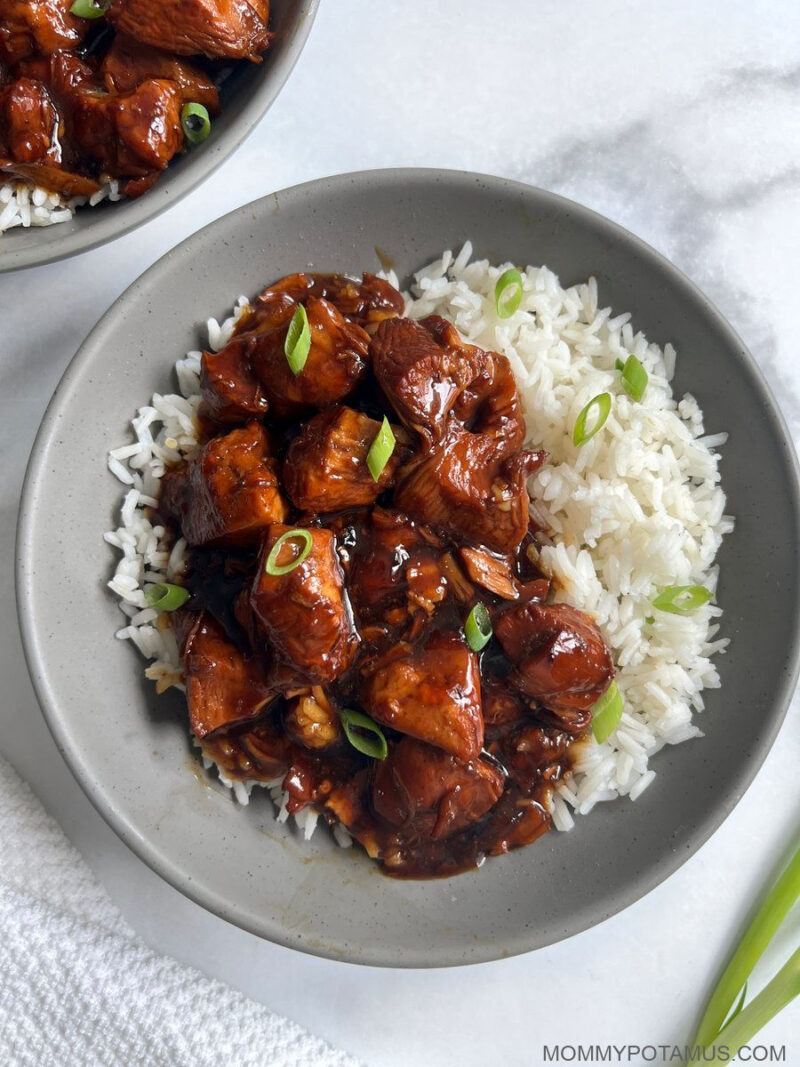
<box><xmin>0</xmin><ymin>753</ymin><xmax>362</xmax><ymax>1067</ymax></box>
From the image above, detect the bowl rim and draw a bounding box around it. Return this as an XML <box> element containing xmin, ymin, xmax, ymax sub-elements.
<box><xmin>16</xmin><ymin>168</ymin><xmax>800</xmax><ymax>966</ymax></box>
<box><xmin>0</xmin><ymin>0</ymin><xmax>320</xmax><ymax>274</ymax></box>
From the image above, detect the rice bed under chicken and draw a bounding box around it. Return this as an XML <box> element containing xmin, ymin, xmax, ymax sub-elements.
<box><xmin>104</xmin><ymin>243</ymin><xmax>731</xmax><ymax>840</ymax></box>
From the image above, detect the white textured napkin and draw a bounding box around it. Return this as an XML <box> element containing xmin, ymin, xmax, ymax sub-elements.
<box><xmin>0</xmin><ymin>754</ymin><xmax>362</xmax><ymax>1067</ymax></box>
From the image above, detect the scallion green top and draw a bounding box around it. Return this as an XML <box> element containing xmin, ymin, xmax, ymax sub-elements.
<box><xmin>618</xmin><ymin>353</ymin><xmax>648</xmax><ymax>401</ymax></box>
<box><xmin>652</xmin><ymin>585</ymin><xmax>712</xmax><ymax>614</ymax></box>
<box><xmin>180</xmin><ymin>102</ymin><xmax>211</xmax><ymax>145</ymax></box>
<box><xmin>69</xmin><ymin>0</ymin><xmax>106</xmax><ymax>18</ymax></box>
<box><xmin>284</xmin><ymin>304</ymin><xmax>311</xmax><ymax>375</ymax></box>
<box><xmin>494</xmin><ymin>268</ymin><xmax>523</xmax><ymax>318</ymax></box>
<box><xmin>264</xmin><ymin>529</ymin><xmax>313</xmax><ymax>576</ymax></box>
<box><xmin>366</xmin><ymin>417</ymin><xmax>396</xmax><ymax>482</ymax></box>
<box><xmin>464</xmin><ymin>602</ymin><xmax>492</xmax><ymax>651</ymax></box>
<box><xmin>339</xmin><ymin>707</ymin><xmax>388</xmax><ymax>760</ymax></box>
<box><xmin>591</xmin><ymin>680</ymin><xmax>623</xmax><ymax>743</ymax></box>
<box><xmin>573</xmin><ymin>392</ymin><xmax>612</xmax><ymax>446</ymax></box>
<box><xmin>144</xmin><ymin>582</ymin><xmax>190</xmax><ymax>611</ymax></box>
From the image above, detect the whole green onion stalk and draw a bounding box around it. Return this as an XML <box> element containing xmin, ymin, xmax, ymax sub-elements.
<box><xmin>688</xmin><ymin>838</ymin><xmax>800</xmax><ymax>1063</ymax></box>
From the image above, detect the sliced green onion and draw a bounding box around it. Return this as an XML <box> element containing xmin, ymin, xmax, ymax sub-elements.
<box><xmin>264</xmin><ymin>528</ymin><xmax>312</xmax><ymax>576</ymax></box>
<box><xmin>619</xmin><ymin>353</ymin><xmax>648</xmax><ymax>401</ymax></box>
<box><xmin>284</xmin><ymin>304</ymin><xmax>311</xmax><ymax>375</ymax></box>
<box><xmin>464</xmin><ymin>602</ymin><xmax>492</xmax><ymax>652</ymax></box>
<box><xmin>690</xmin><ymin>843</ymin><xmax>800</xmax><ymax>1059</ymax></box>
<box><xmin>180</xmin><ymin>102</ymin><xmax>211</xmax><ymax>145</ymax></box>
<box><xmin>339</xmin><ymin>707</ymin><xmax>388</xmax><ymax>760</ymax></box>
<box><xmin>144</xmin><ymin>582</ymin><xmax>190</xmax><ymax>611</ymax></box>
<box><xmin>573</xmin><ymin>392</ymin><xmax>611</xmax><ymax>446</ymax></box>
<box><xmin>591</xmin><ymin>681</ymin><xmax>623</xmax><ymax>744</ymax></box>
<box><xmin>69</xmin><ymin>0</ymin><xmax>106</xmax><ymax>17</ymax></box>
<box><xmin>652</xmin><ymin>584</ymin><xmax>712</xmax><ymax>615</ymax></box>
<box><xmin>494</xmin><ymin>268</ymin><xmax>523</xmax><ymax>319</ymax></box>
<box><xmin>700</xmin><ymin>948</ymin><xmax>800</xmax><ymax>1064</ymax></box>
<box><xmin>366</xmin><ymin>416</ymin><xmax>396</xmax><ymax>482</ymax></box>
<box><xmin>614</xmin><ymin>358</ymin><xmax>625</xmax><ymax>371</ymax></box>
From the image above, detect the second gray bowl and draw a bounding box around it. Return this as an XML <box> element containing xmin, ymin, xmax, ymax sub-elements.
<box><xmin>0</xmin><ymin>0</ymin><xmax>318</xmax><ymax>273</ymax></box>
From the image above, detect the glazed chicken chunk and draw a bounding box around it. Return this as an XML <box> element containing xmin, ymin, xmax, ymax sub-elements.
<box><xmin>179</xmin><ymin>612</ymin><xmax>275</xmax><ymax>738</ymax></box>
<box><xmin>0</xmin><ymin>158</ymin><xmax>100</xmax><ymax>196</ymax></box>
<box><xmin>71</xmin><ymin>79</ymin><xmax>184</xmax><ymax>176</ymax></box>
<box><xmin>0</xmin><ymin>0</ymin><xmax>87</xmax><ymax>66</ymax></box>
<box><xmin>371</xmin><ymin>316</ymin><xmax>488</xmax><ymax>434</ymax></box>
<box><xmin>372</xmin><ymin>315</ymin><xmax>525</xmax><ymax>454</ymax></box>
<box><xmin>372</xmin><ymin>314</ymin><xmax>545</xmax><ymax>552</ymax></box>
<box><xmin>247</xmin><ymin>297</ymin><xmax>370</xmax><ymax>417</ymax></box>
<box><xmin>0</xmin><ymin>77</ymin><xmax>58</xmax><ymax>164</ymax></box>
<box><xmin>316</xmin><ymin>272</ymin><xmax>405</xmax><ymax>333</ymax></box>
<box><xmin>100</xmin><ymin>34</ymin><xmax>221</xmax><ymax>112</ymax></box>
<box><xmin>251</xmin><ymin>524</ymin><xmax>359</xmax><ymax>683</ymax></box>
<box><xmin>284</xmin><ymin>687</ymin><xmax>342</xmax><ymax>751</ymax></box>
<box><xmin>494</xmin><ymin>601</ymin><xmax>615</xmax><ymax>722</ymax></box>
<box><xmin>345</xmin><ymin>508</ymin><xmax>448</xmax><ymax>642</ymax></box>
<box><xmin>201</xmin><ymin>717</ymin><xmax>288</xmax><ymax>780</ymax></box>
<box><xmin>108</xmin><ymin>0</ymin><xmax>271</xmax><ymax>61</ymax></box>
<box><xmin>423</xmin><ymin>315</ymin><xmax>526</xmax><ymax>456</ymax></box>
<box><xmin>498</xmin><ymin>723</ymin><xmax>570</xmax><ymax>780</ymax></box>
<box><xmin>0</xmin><ymin>59</ymin><xmax>99</xmax><ymax>195</ymax></box>
<box><xmin>459</xmin><ymin>546</ymin><xmax>519</xmax><ymax>600</ymax></box>
<box><xmin>360</xmin><ymin>630</ymin><xmax>483</xmax><ymax>761</ymax></box>
<box><xmin>480</xmin><ymin>675</ymin><xmax>529</xmax><ymax>726</ymax></box>
<box><xmin>372</xmin><ymin>737</ymin><xmax>504</xmax><ymax>841</ymax></box>
<box><xmin>14</xmin><ymin>48</ymin><xmax>94</xmax><ymax>94</ymax></box>
<box><xmin>282</xmin><ymin>406</ymin><xmax>403</xmax><ymax>512</ymax></box>
<box><xmin>200</xmin><ymin>339</ymin><xmax>270</xmax><ymax>424</ymax></box>
<box><xmin>243</xmin><ymin>272</ymin><xmax>405</xmax><ymax>336</ymax></box>
<box><xmin>395</xmin><ymin>424</ymin><xmax>546</xmax><ymax>553</ymax></box>
<box><xmin>164</xmin><ymin>421</ymin><xmax>288</xmax><ymax>547</ymax></box>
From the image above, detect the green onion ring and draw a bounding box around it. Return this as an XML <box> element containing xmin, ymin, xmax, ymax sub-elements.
<box><xmin>180</xmin><ymin>102</ymin><xmax>211</xmax><ymax>145</ymax></box>
<box><xmin>264</xmin><ymin>528</ymin><xmax>313</xmax><ymax>576</ymax></box>
<box><xmin>619</xmin><ymin>353</ymin><xmax>648</xmax><ymax>401</ymax></box>
<box><xmin>464</xmin><ymin>602</ymin><xmax>492</xmax><ymax>651</ymax></box>
<box><xmin>339</xmin><ymin>707</ymin><xmax>388</xmax><ymax>760</ymax></box>
<box><xmin>494</xmin><ymin>268</ymin><xmax>524</xmax><ymax>319</ymax></box>
<box><xmin>366</xmin><ymin>416</ymin><xmax>396</xmax><ymax>482</ymax></box>
<box><xmin>69</xmin><ymin>0</ymin><xmax>106</xmax><ymax>17</ymax></box>
<box><xmin>573</xmin><ymin>392</ymin><xmax>612</xmax><ymax>446</ymax></box>
<box><xmin>591</xmin><ymin>681</ymin><xmax>623</xmax><ymax>744</ymax></box>
<box><xmin>144</xmin><ymin>582</ymin><xmax>190</xmax><ymax>611</ymax></box>
<box><xmin>284</xmin><ymin>304</ymin><xmax>311</xmax><ymax>376</ymax></box>
<box><xmin>652</xmin><ymin>584</ymin><xmax>712</xmax><ymax>614</ymax></box>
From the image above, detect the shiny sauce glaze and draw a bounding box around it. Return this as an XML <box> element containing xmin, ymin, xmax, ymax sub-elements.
<box><xmin>0</xmin><ymin>0</ymin><xmax>271</xmax><ymax>199</ymax></box>
<box><xmin>157</xmin><ymin>271</ymin><xmax>615</xmax><ymax>878</ymax></box>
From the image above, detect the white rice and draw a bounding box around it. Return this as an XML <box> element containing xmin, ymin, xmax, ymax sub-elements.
<box><xmin>399</xmin><ymin>244</ymin><xmax>732</xmax><ymax>824</ymax></box>
<box><xmin>105</xmin><ymin>246</ymin><xmax>731</xmax><ymax>846</ymax></box>
<box><xmin>0</xmin><ymin>177</ymin><xmax>121</xmax><ymax>237</ymax></box>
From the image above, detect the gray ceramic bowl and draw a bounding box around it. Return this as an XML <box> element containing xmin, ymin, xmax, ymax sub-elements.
<box><xmin>17</xmin><ymin>170</ymin><xmax>800</xmax><ymax>966</ymax></box>
<box><xmin>0</xmin><ymin>0</ymin><xmax>318</xmax><ymax>274</ymax></box>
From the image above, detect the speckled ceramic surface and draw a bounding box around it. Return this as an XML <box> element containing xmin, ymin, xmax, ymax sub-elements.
<box><xmin>16</xmin><ymin>170</ymin><xmax>800</xmax><ymax>966</ymax></box>
<box><xmin>0</xmin><ymin>0</ymin><xmax>318</xmax><ymax>274</ymax></box>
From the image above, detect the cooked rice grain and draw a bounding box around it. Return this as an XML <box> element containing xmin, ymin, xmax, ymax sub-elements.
<box><xmin>0</xmin><ymin>178</ymin><xmax>121</xmax><ymax>237</ymax></box>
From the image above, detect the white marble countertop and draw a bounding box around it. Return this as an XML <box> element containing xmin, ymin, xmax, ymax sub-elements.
<box><xmin>2</xmin><ymin>2</ymin><xmax>799</xmax><ymax>1064</ymax></box>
